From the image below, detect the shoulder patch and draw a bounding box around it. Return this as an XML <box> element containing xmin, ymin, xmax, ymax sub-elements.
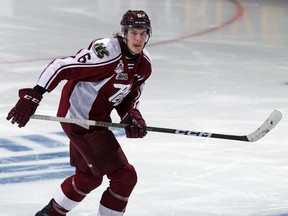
<box><xmin>92</xmin><ymin>43</ymin><xmax>110</xmax><ymax>58</ymax></box>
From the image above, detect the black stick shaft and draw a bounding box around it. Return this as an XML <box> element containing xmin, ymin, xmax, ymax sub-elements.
<box><xmin>31</xmin><ymin>114</ymin><xmax>250</xmax><ymax>142</ymax></box>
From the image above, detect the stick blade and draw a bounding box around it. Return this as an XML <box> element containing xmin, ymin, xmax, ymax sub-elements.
<box><xmin>247</xmin><ymin>110</ymin><xmax>282</xmax><ymax>142</ymax></box>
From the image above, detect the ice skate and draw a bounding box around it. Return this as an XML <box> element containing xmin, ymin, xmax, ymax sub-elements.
<box><xmin>35</xmin><ymin>199</ymin><xmax>53</xmax><ymax>216</ymax></box>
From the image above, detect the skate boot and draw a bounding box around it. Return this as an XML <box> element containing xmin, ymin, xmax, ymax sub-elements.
<box><xmin>35</xmin><ymin>199</ymin><xmax>53</xmax><ymax>216</ymax></box>
<box><xmin>35</xmin><ymin>199</ymin><xmax>68</xmax><ymax>216</ymax></box>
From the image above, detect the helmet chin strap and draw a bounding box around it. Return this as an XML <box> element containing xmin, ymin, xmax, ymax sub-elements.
<box><xmin>144</xmin><ymin>35</ymin><xmax>150</xmax><ymax>47</ymax></box>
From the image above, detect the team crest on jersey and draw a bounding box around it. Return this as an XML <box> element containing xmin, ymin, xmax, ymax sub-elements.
<box><xmin>109</xmin><ymin>84</ymin><xmax>132</xmax><ymax>106</ymax></box>
<box><xmin>92</xmin><ymin>43</ymin><xmax>109</xmax><ymax>58</ymax></box>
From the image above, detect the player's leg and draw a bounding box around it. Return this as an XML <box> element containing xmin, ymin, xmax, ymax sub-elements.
<box><xmin>35</xmin><ymin>168</ymin><xmax>103</xmax><ymax>216</ymax></box>
<box><xmin>98</xmin><ymin>163</ymin><xmax>137</xmax><ymax>216</ymax></box>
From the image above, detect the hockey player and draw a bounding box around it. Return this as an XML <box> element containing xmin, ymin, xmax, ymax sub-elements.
<box><xmin>6</xmin><ymin>10</ymin><xmax>152</xmax><ymax>216</ymax></box>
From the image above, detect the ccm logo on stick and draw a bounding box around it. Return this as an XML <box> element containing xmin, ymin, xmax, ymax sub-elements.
<box><xmin>175</xmin><ymin>130</ymin><xmax>212</xmax><ymax>137</ymax></box>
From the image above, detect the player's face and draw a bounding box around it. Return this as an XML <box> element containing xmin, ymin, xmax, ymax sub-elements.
<box><xmin>125</xmin><ymin>28</ymin><xmax>148</xmax><ymax>54</ymax></box>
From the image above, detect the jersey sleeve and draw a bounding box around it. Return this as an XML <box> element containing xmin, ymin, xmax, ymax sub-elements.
<box><xmin>36</xmin><ymin>38</ymin><xmax>121</xmax><ymax>92</ymax></box>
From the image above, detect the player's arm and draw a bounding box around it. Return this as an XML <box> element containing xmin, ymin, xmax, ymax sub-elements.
<box><xmin>6</xmin><ymin>40</ymin><xmax>116</xmax><ymax>128</ymax></box>
<box><xmin>116</xmin><ymin>76</ymin><xmax>150</xmax><ymax>139</ymax></box>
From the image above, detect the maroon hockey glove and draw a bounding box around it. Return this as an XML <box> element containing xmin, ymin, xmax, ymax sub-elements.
<box><xmin>121</xmin><ymin>109</ymin><xmax>147</xmax><ymax>138</ymax></box>
<box><xmin>6</xmin><ymin>88</ymin><xmax>42</xmax><ymax>128</ymax></box>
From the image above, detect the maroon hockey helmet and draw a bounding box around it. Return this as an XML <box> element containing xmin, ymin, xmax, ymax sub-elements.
<box><xmin>121</xmin><ymin>10</ymin><xmax>152</xmax><ymax>36</ymax></box>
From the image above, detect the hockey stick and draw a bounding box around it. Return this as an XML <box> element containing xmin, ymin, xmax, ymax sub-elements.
<box><xmin>31</xmin><ymin>110</ymin><xmax>282</xmax><ymax>142</ymax></box>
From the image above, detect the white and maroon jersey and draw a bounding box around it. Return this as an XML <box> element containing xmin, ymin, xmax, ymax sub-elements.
<box><xmin>36</xmin><ymin>37</ymin><xmax>152</xmax><ymax>128</ymax></box>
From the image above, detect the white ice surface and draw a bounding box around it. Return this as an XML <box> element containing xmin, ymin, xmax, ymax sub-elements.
<box><xmin>0</xmin><ymin>0</ymin><xmax>288</xmax><ymax>215</ymax></box>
